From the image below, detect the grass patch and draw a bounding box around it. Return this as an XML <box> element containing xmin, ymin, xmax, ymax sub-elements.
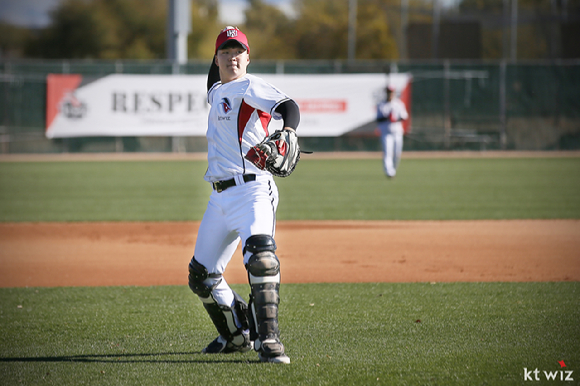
<box><xmin>276</xmin><ymin>157</ymin><xmax>580</xmax><ymax>220</ymax></box>
<box><xmin>1</xmin><ymin>283</ymin><xmax>578</xmax><ymax>385</ymax></box>
<box><xmin>0</xmin><ymin>161</ymin><xmax>211</xmax><ymax>222</ymax></box>
<box><xmin>1</xmin><ymin>157</ymin><xmax>579</xmax><ymax>221</ymax></box>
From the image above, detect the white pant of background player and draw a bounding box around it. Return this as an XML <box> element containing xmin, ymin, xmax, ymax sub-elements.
<box><xmin>376</xmin><ymin>95</ymin><xmax>408</xmax><ymax>178</ymax></box>
<box><xmin>379</xmin><ymin>124</ymin><xmax>404</xmax><ymax>178</ymax></box>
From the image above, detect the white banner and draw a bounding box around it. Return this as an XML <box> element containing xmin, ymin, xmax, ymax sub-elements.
<box><xmin>46</xmin><ymin>73</ymin><xmax>411</xmax><ymax>138</ymax></box>
<box><xmin>46</xmin><ymin>74</ymin><xmax>209</xmax><ymax>138</ymax></box>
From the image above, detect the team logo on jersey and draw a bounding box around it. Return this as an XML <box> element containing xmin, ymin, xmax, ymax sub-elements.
<box><xmin>221</xmin><ymin>98</ymin><xmax>232</xmax><ymax>114</ymax></box>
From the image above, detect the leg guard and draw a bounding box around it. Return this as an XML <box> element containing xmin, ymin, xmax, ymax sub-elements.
<box><xmin>245</xmin><ymin>235</ymin><xmax>286</xmax><ymax>359</ymax></box>
<box><xmin>188</xmin><ymin>257</ymin><xmax>251</xmax><ymax>352</ymax></box>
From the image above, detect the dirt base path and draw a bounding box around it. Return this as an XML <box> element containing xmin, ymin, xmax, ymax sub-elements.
<box><xmin>1</xmin><ymin>220</ymin><xmax>579</xmax><ymax>288</ymax></box>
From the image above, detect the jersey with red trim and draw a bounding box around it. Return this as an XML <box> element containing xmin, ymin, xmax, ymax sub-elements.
<box><xmin>376</xmin><ymin>98</ymin><xmax>409</xmax><ymax>135</ymax></box>
<box><xmin>205</xmin><ymin>74</ymin><xmax>290</xmax><ymax>182</ymax></box>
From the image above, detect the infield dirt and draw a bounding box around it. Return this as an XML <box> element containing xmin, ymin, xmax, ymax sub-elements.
<box><xmin>2</xmin><ymin>151</ymin><xmax>579</xmax><ymax>287</ymax></box>
<box><xmin>1</xmin><ymin>220</ymin><xmax>579</xmax><ymax>287</ymax></box>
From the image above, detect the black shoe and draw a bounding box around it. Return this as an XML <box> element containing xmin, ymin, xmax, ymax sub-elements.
<box><xmin>255</xmin><ymin>337</ymin><xmax>290</xmax><ymax>364</ymax></box>
<box><xmin>202</xmin><ymin>335</ymin><xmax>253</xmax><ymax>354</ymax></box>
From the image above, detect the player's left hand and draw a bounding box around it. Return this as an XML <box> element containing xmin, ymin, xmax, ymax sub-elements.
<box><xmin>245</xmin><ymin>128</ymin><xmax>301</xmax><ymax>177</ymax></box>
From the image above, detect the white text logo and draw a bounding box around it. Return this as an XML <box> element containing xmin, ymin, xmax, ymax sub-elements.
<box><xmin>524</xmin><ymin>361</ymin><xmax>574</xmax><ymax>382</ymax></box>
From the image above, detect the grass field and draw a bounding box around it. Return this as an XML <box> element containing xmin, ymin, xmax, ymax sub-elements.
<box><xmin>1</xmin><ymin>283</ymin><xmax>579</xmax><ymax>385</ymax></box>
<box><xmin>1</xmin><ymin>157</ymin><xmax>579</xmax><ymax>221</ymax></box>
<box><xmin>1</xmin><ymin>155</ymin><xmax>579</xmax><ymax>385</ymax></box>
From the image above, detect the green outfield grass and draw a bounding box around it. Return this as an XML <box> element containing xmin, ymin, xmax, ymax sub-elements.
<box><xmin>1</xmin><ymin>283</ymin><xmax>578</xmax><ymax>386</ymax></box>
<box><xmin>0</xmin><ymin>156</ymin><xmax>579</xmax><ymax>221</ymax></box>
<box><xmin>1</xmin><ymin>155</ymin><xmax>578</xmax><ymax>385</ymax></box>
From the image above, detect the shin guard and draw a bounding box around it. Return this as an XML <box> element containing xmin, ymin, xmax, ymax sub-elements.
<box><xmin>188</xmin><ymin>257</ymin><xmax>251</xmax><ymax>350</ymax></box>
<box><xmin>245</xmin><ymin>235</ymin><xmax>285</xmax><ymax>357</ymax></box>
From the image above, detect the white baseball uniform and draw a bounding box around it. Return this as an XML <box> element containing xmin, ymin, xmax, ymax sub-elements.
<box><xmin>194</xmin><ymin>73</ymin><xmax>290</xmax><ymax>307</ymax></box>
<box><xmin>377</xmin><ymin>97</ymin><xmax>408</xmax><ymax>177</ymax></box>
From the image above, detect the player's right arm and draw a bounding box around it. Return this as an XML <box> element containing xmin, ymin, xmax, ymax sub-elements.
<box><xmin>398</xmin><ymin>100</ymin><xmax>409</xmax><ymax>121</ymax></box>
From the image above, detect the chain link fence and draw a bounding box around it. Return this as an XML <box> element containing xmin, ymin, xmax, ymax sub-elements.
<box><xmin>1</xmin><ymin>59</ymin><xmax>579</xmax><ymax>153</ymax></box>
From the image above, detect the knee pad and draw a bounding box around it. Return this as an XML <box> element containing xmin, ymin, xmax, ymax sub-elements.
<box><xmin>245</xmin><ymin>235</ymin><xmax>280</xmax><ymax>283</ymax></box>
<box><xmin>188</xmin><ymin>257</ymin><xmax>221</xmax><ymax>298</ymax></box>
<box><xmin>244</xmin><ymin>234</ymin><xmax>277</xmax><ymax>255</ymax></box>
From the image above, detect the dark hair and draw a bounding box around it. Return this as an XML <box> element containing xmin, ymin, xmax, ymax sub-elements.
<box><xmin>218</xmin><ymin>40</ymin><xmax>245</xmax><ymax>51</ymax></box>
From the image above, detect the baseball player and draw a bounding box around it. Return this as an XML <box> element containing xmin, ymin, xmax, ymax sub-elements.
<box><xmin>376</xmin><ymin>85</ymin><xmax>408</xmax><ymax>178</ymax></box>
<box><xmin>187</xmin><ymin>26</ymin><xmax>301</xmax><ymax>364</ymax></box>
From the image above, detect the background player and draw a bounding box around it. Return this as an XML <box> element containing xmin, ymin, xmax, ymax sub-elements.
<box><xmin>376</xmin><ymin>85</ymin><xmax>409</xmax><ymax>178</ymax></box>
<box><xmin>187</xmin><ymin>26</ymin><xmax>300</xmax><ymax>364</ymax></box>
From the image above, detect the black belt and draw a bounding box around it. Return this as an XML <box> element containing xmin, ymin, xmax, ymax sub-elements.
<box><xmin>212</xmin><ymin>174</ymin><xmax>256</xmax><ymax>193</ymax></box>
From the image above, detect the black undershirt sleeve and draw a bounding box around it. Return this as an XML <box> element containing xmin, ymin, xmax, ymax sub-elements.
<box><xmin>274</xmin><ymin>100</ymin><xmax>300</xmax><ymax>131</ymax></box>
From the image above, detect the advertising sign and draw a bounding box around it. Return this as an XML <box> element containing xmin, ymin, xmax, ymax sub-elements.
<box><xmin>46</xmin><ymin>73</ymin><xmax>411</xmax><ymax>138</ymax></box>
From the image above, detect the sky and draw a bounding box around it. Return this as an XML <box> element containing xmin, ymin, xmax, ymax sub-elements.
<box><xmin>0</xmin><ymin>0</ymin><xmax>61</xmax><ymax>28</ymax></box>
<box><xmin>220</xmin><ymin>0</ymin><xmax>295</xmax><ymax>25</ymax></box>
<box><xmin>0</xmin><ymin>0</ymin><xmax>295</xmax><ymax>28</ymax></box>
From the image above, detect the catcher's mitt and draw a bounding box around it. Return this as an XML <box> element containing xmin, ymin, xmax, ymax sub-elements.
<box><xmin>245</xmin><ymin>129</ymin><xmax>301</xmax><ymax>177</ymax></box>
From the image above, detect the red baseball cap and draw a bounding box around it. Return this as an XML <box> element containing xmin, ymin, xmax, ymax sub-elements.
<box><xmin>215</xmin><ymin>26</ymin><xmax>250</xmax><ymax>54</ymax></box>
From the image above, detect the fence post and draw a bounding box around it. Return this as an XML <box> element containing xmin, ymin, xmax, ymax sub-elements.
<box><xmin>348</xmin><ymin>0</ymin><xmax>357</xmax><ymax>62</ymax></box>
<box><xmin>511</xmin><ymin>0</ymin><xmax>518</xmax><ymax>62</ymax></box>
<box><xmin>0</xmin><ymin>128</ymin><xmax>9</xmax><ymax>154</ymax></box>
<box><xmin>444</xmin><ymin>60</ymin><xmax>451</xmax><ymax>149</ymax></box>
<box><xmin>499</xmin><ymin>60</ymin><xmax>507</xmax><ymax>149</ymax></box>
<box><xmin>276</xmin><ymin>60</ymin><xmax>285</xmax><ymax>74</ymax></box>
<box><xmin>171</xmin><ymin>59</ymin><xmax>184</xmax><ymax>153</ymax></box>
<box><xmin>115</xmin><ymin>137</ymin><xmax>124</xmax><ymax>152</ymax></box>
